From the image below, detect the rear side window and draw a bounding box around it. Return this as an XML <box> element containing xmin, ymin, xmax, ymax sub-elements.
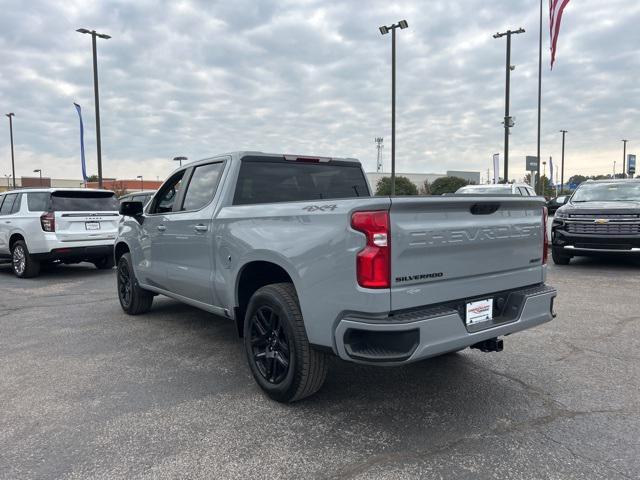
<box><xmin>51</xmin><ymin>191</ymin><xmax>119</xmax><ymax>211</ymax></box>
<box><xmin>233</xmin><ymin>158</ymin><xmax>370</xmax><ymax>205</ymax></box>
<box><xmin>11</xmin><ymin>194</ymin><xmax>22</xmax><ymax>213</ymax></box>
<box><xmin>27</xmin><ymin>192</ymin><xmax>51</xmax><ymax>211</ymax></box>
<box><xmin>182</xmin><ymin>162</ymin><xmax>224</xmax><ymax>211</ymax></box>
<box><xmin>0</xmin><ymin>194</ymin><xmax>17</xmax><ymax>214</ymax></box>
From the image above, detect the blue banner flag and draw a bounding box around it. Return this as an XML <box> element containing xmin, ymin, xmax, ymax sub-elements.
<box><xmin>73</xmin><ymin>103</ymin><xmax>88</xmax><ymax>182</ymax></box>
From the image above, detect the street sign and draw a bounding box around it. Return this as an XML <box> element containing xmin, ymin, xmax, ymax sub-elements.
<box><xmin>628</xmin><ymin>154</ymin><xmax>636</xmax><ymax>175</ymax></box>
<box><xmin>526</xmin><ymin>156</ymin><xmax>538</xmax><ymax>171</ymax></box>
<box><xmin>569</xmin><ymin>183</ymin><xmax>577</xmax><ymax>190</ymax></box>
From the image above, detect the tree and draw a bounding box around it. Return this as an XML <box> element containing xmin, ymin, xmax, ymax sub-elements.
<box><xmin>111</xmin><ymin>180</ymin><xmax>128</xmax><ymax>198</ymax></box>
<box><xmin>429</xmin><ymin>176</ymin><xmax>470</xmax><ymax>195</ymax></box>
<box><xmin>567</xmin><ymin>175</ymin><xmax>588</xmax><ymax>187</ymax></box>
<box><xmin>375</xmin><ymin>176</ymin><xmax>418</xmax><ymax>196</ymax></box>
<box><xmin>420</xmin><ymin>179</ymin><xmax>432</xmax><ymax>195</ymax></box>
<box><xmin>87</xmin><ymin>174</ymin><xmax>99</xmax><ymax>182</ymax></box>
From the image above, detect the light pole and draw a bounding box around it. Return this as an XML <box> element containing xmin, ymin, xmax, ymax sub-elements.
<box><xmin>613</xmin><ymin>161</ymin><xmax>616</xmax><ymax>178</ymax></box>
<box><xmin>136</xmin><ymin>175</ymin><xmax>143</xmax><ymax>192</ymax></box>
<box><xmin>33</xmin><ymin>169</ymin><xmax>42</xmax><ymax>186</ymax></box>
<box><xmin>493</xmin><ymin>27</ymin><xmax>525</xmax><ymax>184</ymax></box>
<box><xmin>622</xmin><ymin>139</ymin><xmax>628</xmax><ymax>179</ymax></box>
<box><xmin>542</xmin><ymin>161</ymin><xmax>546</xmax><ymax>179</ymax></box>
<box><xmin>6</xmin><ymin>113</ymin><xmax>16</xmax><ymax>189</ymax></box>
<box><xmin>173</xmin><ymin>156</ymin><xmax>187</xmax><ymax>167</ymax></box>
<box><xmin>560</xmin><ymin>130</ymin><xmax>567</xmax><ymax>193</ymax></box>
<box><xmin>77</xmin><ymin>28</ymin><xmax>111</xmax><ymax>189</ymax></box>
<box><xmin>379</xmin><ymin>19</ymin><xmax>408</xmax><ymax>196</ymax></box>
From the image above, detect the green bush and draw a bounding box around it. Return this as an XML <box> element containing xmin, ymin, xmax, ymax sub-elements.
<box><xmin>375</xmin><ymin>176</ymin><xmax>419</xmax><ymax>196</ymax></box>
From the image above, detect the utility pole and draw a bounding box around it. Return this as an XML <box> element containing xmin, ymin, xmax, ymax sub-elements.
<box><xmin>5</xmin><ymin>113</ymin><xmax>16</xmax><ymax>189</ymax></box>
<box><xmin>77</xmin><ymin>28</ymin><xmax>111</xmax><ymax>188</ymax></box>
<box><xmin>493</xmin><ymin>27</ymin><xmax>525</xmax><ymax>184</ymax></box>
<box><xmin>375</xmin><ymin>137</ymin><xmax>384</xmax><ymax>173</ymax></box>
<box><xmin>622</xmin><ymin>139</ymin><xmax>628</xmax><ymax>179</ymax></box>
<box><xmin>560</xmin><ymin>130</ymin><xmax>567</xmax><ymax>193</ymax></box>
<box><xmin>379</xmin><ymin>20</ymin><xmax>409</xmax><ymax>196</ymax></box>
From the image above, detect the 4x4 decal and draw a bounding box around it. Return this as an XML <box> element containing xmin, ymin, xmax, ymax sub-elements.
<box><xmin>302</xmin><ymin>204</ymin><xmax>338</xmax><ymax>212</ymax></box>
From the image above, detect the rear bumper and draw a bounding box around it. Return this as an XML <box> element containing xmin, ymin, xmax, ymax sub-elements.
<box><xmin>334</xmin><ymin>284</ymin><xmax>556</xmax><ymax>365</ymax></box>
<box><xmin>32</xmin><ymin>245</ymin><xmax>113</xmax><ymax>262</ymax></box>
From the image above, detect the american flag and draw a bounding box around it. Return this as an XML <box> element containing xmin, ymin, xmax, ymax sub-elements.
<box><xmin>550</xmin><ymin>0</ymin><xmax>570</xmax><ymax>69</ymax></box>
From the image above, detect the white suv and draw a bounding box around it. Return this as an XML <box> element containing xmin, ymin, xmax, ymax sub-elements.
<box><xmin>456</xmin><ymin>183</ymin><xmax>538</xmax><ymax>196</ymax></box>
<box><xmin>0</xmin><ymin>188</ymin><xmax>119</xmax><ymax>278</ymax></box>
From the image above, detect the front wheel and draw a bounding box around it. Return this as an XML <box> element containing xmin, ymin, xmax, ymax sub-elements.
<box><xmin>117</xmin><ymin>253</ymin><xmax>153</xmax><ymax>314</ymax></box>
<box><xmin>244</xmin><ymin>283</ymin><xmax>328</xmax><ymax>403</ymax></box>
<box><xmin>552</xmin><ymin>247</ymin><xmax>571</xmax><ymax>265</ymax></box>
<box><xmin>11</xmin><ymin>240</ymin><xmax>40</xmax><ymax>278</ymax></box>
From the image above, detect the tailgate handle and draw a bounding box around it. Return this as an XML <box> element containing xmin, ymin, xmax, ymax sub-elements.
<box><xmin>470</xmin><ymin>203</ymin><xmax>500</xmax><ymax>215</ymax></box>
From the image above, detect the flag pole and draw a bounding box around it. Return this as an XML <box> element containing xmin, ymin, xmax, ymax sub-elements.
<box><xmin>535</xmin><ymin>0</ymin><xmax>543</xmax><ymax>195</ymax></box>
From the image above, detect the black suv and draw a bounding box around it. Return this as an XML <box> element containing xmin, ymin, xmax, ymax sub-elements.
<box><xmin>551</xmin><ymin>179</ymin><xmax>640</xmax><ymax>264</ymax></box>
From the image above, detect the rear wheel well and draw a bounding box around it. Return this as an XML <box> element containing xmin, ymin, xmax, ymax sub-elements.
<box><xmin>236</xmin><ymin>261</ymin><xmax>294</xmax><ymax>337</ymax></box>
<box><xmin>9</xmin><ymin>234</ymin><xmax>25</xmax><ymax>250</ymax></box>
<box><xmin>114</xmin><ymin>242</ymin><xmax>130</xmax><ymax>262</ymax></box>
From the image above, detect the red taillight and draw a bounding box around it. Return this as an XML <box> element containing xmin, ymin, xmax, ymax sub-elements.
<box><xmin>40</xmin><ymin>212</ymin><xmax>55</xmax><ymax>232</ymax></box>
<box><xmin>351</xmin><ymin>210</ymin><xmax>390</xmax><ymax>288</ymax></box>
<box><xmin>542</xmin><ymin>206</ymin><xmax>548</xmax><ymax>264</ymax></box>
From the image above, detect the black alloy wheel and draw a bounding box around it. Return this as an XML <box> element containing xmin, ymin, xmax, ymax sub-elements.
<box><xmin>249</xmin><ymin>305</ymin><xmax>290</xmax><ymax>384</ymax></box>
<box><xmin>117</xmin><ymin>261</ymin><xmax>132</xmax><ymax>308</ymax></box>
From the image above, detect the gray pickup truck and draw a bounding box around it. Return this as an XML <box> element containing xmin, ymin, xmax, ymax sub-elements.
<box><xmin>115</xmin><ymin>152</ymin><xmax>556</xmax><ymax>402</ymax></box>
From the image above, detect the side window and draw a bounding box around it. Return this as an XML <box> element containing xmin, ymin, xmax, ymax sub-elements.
<box><xmin>27</xmin><ymin>193</ymin><xmax>50</xmax><ymax>211</ymax></box>
<box><xmin>516</xmin><ymin>187</ymin><xmax>527</xmax><ymax>196</ymax></box>
<box><xmin>0</xmin><ymin>194</ymin><xmax>17</xmax><ymax>215</ymax></box>
<box><xmin>181</xmin><ymin>163</ymin><xmax>224</xmax><ymax>211</ymax></box>
<box><xmin>10</xmin><ymin>194</ymin><xmax>22</xmax><ymax>213</ymax></box>
<box><xmin>527</xmin><ymin>188</ymin><xmax>536</xmax><ymax>196</ymax></box>
<box><xmin>150</xmin><ymin>171</ymin><xmax>185</xmax><ymax>214</ymax></box>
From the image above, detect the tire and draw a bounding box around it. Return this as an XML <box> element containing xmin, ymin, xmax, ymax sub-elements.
<box><xmin>11</xmin><ymin>240</ymin><xmax>40</xmax><ymax>278</ymax></box>
<box><xmin>93</xmin><ymin>255</ymin><xmax>115</xmax><ymax>270</ymax></box>
<box><xmin>552</xmin><ymin>247</ymin><xmax>571</xmax><ymax>265</ymax></box>
<box><xmin>244</xmin><ymin>283</ymin><xmax>328</xmax><ymax>403</ymax></box>
<box><xmin>117</xmin><ymin>253</ymin><xmax>153</xmax><ymax>315</ymax></box>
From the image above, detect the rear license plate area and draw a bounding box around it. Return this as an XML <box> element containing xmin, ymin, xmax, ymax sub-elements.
<box><xmin>465</xmin><ymin>298</ymin><xmax>493</xmax><ymax>326</ymax></box>
<box><xmin>85</xmin><ymin>222</ymin><xmax>101</xmax><ymax>231</ymax></box>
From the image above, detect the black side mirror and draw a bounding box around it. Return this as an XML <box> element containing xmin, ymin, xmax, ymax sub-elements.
<box><xmin>120</xmin><ymin>201</ymin><xmax>144</xmax><ymax>218</ymax></box>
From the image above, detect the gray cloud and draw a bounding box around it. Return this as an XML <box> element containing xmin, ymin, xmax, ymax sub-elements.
<box><xmin>0</xmin><ymin>0</ymin><xmax>638</xmax><ymax>183</ymax></box>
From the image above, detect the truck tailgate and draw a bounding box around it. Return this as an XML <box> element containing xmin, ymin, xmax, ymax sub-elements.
<box><xmin>389</xmin><ymin>196</ymin><xmax>545</xmax><ymax>311</ymax></box>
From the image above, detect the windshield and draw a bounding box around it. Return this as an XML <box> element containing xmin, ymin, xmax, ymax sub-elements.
<box><xmin>571</xmin><ymin>183</ymin><xmax>640</xmax><ymax>202</ymax></box>
<box><xmin>456</xmin><ymin>186</ymin><xmax>513</xmax><ymax>194</ymax></box>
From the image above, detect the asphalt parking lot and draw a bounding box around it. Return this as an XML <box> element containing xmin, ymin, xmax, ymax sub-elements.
<box><xmin>1</xmin><ymin>258</ymin><xmax>639</xmax><ymax>479</ymax></box>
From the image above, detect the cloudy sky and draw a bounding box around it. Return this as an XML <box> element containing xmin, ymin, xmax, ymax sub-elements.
<box><xmin>0</xmin><ymin>0</ymin><xmax>638</xmax><ymax>184</ymax></box>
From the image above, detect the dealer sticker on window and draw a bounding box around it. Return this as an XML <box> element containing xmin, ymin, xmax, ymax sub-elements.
<box><xmin>466</xmin><ymin>298</ymin><xmax>493</xmax><ymax>325</ymax></box>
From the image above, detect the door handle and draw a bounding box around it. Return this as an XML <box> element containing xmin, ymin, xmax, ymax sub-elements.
<box><xmin>4</xmin><ymin>221</ymin><xmax>10</xmax><ymax>224</ymax></box>
<box><xmin>157</xmin><ymin>225</ymin><xmax>166</xmax><ymax>232</ymax></box>
<box><xmin>194</xmin><ymin>224</ymin><xmax>208</xmax><ymax>233</ymax></box>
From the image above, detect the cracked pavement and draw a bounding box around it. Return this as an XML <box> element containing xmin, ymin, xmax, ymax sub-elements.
<box><xmin>0</xmin><ymin>257</ymin><xmax>639</xmax><ymax>479</ymax></box>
